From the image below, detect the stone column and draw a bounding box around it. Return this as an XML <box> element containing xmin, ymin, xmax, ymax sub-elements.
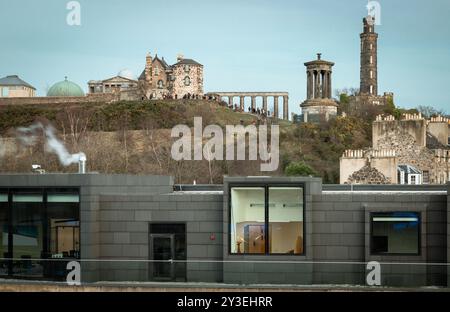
<box><xmin>273</xmin><ymin>96</ymin><xmax>279</xmax><ymax>118</ymax></box>
<box><xmin>239</xmin><ymin>96</ymin><xmax>245</xmax><ymax>111</ymax></box>
<box><xmin>283</xmin><ymin>96</ymin><xmax>289</xmax><ymax>120</ymax></box>
<box><xmin>327</xmin><ymin>72</ymin><xmax>332</xmax><ymax>98</ymax></box>
<box><xmin>314</xmin><ymin>70</ymin><xmax>320</xmax><ymax>99</ymax></box>
<box><xmin>312</xmin><ymin>71</ymin><xmax>316</xmax><ymax>99</ymax></box>
<box><xmin>322</xmin><ymin>71</ymin><xmax>327</xmax><ymax>99</ymax></box>
<box><xmin>251</xmin><ymin>96</ymin><xmax>256</xmax><ymax>111</ymax></box>
<box><xmin>307</xmin><ymin>71</ymin><xmax>312</xmax><ymax>99</ymax></box>
<box><xmin>228</xmin><ymin>96</ymin><xmax>233</xmax><ymax>106</ymax></box>
<box><xmin>262</xmin><ymin>96</ymin><xmax>268</xmax><ymax>112</ymax></box>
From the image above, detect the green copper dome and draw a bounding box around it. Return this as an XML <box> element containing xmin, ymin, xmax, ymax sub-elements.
<box><xmin>47</xmin><ymin>77</ymin><xmax>85</xmax><ymax>97</ymax></box>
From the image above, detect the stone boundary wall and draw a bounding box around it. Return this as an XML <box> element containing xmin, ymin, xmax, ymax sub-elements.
<box><xmin>0</xmin><ymin>93</ymin><xmax>118</xmax><ymax>106</ymax></box>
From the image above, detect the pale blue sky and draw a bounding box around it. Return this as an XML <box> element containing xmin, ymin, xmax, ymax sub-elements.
<box><xmin>1</xmin><ymin>0</ymin><xmax>449</xmax><ymax>114</ymax></box>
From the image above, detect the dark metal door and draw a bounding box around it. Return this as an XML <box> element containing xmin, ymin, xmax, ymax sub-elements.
<box><xmin>149</xmin><ymin>234</ymin><xmax>175</xmax><ymax>280</ymax></box>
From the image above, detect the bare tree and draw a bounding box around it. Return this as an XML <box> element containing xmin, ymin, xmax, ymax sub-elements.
<box><xmin>417</xmin><ymin>105</ymin><xmax>447</xmax><ymax>118</ymax></box>
<box><xmin>57</xmin><ymin>105</ymin><xmax>92</xmax><ymax>149</ymax></box>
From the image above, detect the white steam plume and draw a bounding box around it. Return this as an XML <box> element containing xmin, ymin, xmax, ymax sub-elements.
<box><xmin>16</xmin><ymin>122</ymin><xmax>85</xmax><ymax>166</ymax></box>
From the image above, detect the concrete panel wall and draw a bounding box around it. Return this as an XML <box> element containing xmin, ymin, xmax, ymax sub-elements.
<box><xmin>1</xmin><ymin>174</ymin><xmax>448</xmax><ymax>287</ymax></box>
<box><xmin>313</xmin><ymin>192</ymin><xmax>447</xmax><ymax>286</ymax></box>
<box><xmin>96</xmin><ymin>192</ymin><xmax>223</xmax><ymax>283</ymax></box>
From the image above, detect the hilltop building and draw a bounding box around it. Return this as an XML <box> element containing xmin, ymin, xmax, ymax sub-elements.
<box><xmin>88</xmin><ymin>69</ymin><xmax>138</xmax><ymax>94</ymax></box>
<box><xmin>348</xmin><ymin>16</ymin><xmax>393</xmax><ymax>107</ymax></box>
<box><xmin>88</xmin><ymin>53</ymin><xmax>204</xmax><ymax>100</ymax></box>
<box><xmin>47</xmin><ymin>77</ymin><xmax>85</xmax><ymax>97</ymax></box>
<box><xmin>0</xmin><ymin>75</ymin><xmax>36</xmax><ymax>98</ymax></box>
<box><xmin>299</xmin><ymin>53</ymin><xmax>338</xmax><ymax>122</ymax></box>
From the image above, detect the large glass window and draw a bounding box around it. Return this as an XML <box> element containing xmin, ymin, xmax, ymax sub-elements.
<box><xmin>0</xmin><ymin>188</ymin><xmax>80</xmax><ymax>279</ymax></box>
<box><xmin>46</xmin><ymin>191</ymin><xmax>80</xmax><ymax>259</ymax></box>
<box><xmin>269</xmin><ymin>187</ymin><xmax>303</xmax><ymax>254</ymax></box>
<box><xmin>12</xmin><ymin>190</ymin><xmax>44</xmax><ymax>277</ymax></box>
<box><xmin>230</xmin><ymin>187</ymin><xmax>265</xmax><ymax>254</ymax></box>
<box><xmin>230</xmin><ymin>185</ymin><xmax>304</xmax><ymax>255</ymax></box>
<box><xmin>371</xmin><ymin>212</ymin><xmax>420</xmax><ymax>255</ymax></box>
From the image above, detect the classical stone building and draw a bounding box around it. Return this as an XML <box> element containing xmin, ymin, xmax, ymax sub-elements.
<box><xmin>88</xmin><ymin>69</ymin><xmax>138</xmax><ymax>94</ymax></box>
<box><xmin>206</xmin><ymin>91</ymin><xmax>290</xmax><ymax>120</ymax></box>
<box><xmin>340</xmin><ymin>113</ymin><xmax>450</xmax><ymax>185</ymax></box>
<box><xmin>348</xmin><ymin>16</ymin><xmax>393</xmax><ymax>107</ymax></box>
<box><xmin>299</xmin><ymin>53</ymin><xmax>338</xmax><ymax>122</ymax></box>
<box><xmin>0</xmin><ymin>75</ymin><xmax>36</xmax><ymax>98</ymax></box>
<box><xmin>138</xmin><ymin>53</ymin><xmax>203</xmax><ymax>99</ymax></box>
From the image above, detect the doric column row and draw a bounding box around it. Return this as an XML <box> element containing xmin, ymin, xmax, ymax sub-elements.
<box><xmin>225</xmin><ymin>94</ymin><xmax>289</xmax><ymax>120</ymax></box>
<box><xmin>306</xmin><ymin>69</ymin><xmax>333</xmax><ymax>100</ymax></box>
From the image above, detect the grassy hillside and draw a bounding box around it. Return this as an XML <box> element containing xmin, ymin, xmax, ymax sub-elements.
<box><xmin>0</xmin><ymin>99</ymin><xmax>373</xmax><ymax>183</ymax></box>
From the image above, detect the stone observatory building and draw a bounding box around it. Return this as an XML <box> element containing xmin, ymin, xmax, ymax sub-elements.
<box><xmin>340</xmin><ymin>113</ymin><xmax>450</xmax><ymax>185</ymax></box>
<box><xmin>299</xmin><ymin>53</ymin><xmax>338</xmax><ymax>122</ymax></box>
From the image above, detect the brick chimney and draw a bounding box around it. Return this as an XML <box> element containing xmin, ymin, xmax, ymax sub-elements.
<box><xmin>145</xmin><ymin>52</ymin><xmax>152</xmax><ymax>83</ymax></box>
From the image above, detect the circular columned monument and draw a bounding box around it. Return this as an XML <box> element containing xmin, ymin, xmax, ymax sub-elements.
<box><xmin>300</xmin><ymin>53</ymin><xmax>338</xmax><ymax>122</ymax></box>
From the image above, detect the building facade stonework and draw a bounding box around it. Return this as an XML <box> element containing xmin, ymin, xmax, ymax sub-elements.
<box><xmin>340</xmin><ymin>114</ymin><xmax>450</xmax><ymax>185</ymax></box>
<box><xmin>138</xmin><ymin>53</ymin><xmax>204</xmax><ymax>99</ymax></box>
<box><xmin>87</xmin><ymin>53</ymin><xmax>204</xmax><ymax>100</ymax></box>
<box><xmin>360</xmin><ymin>16</ymin><xmax>378</xmax><ymax>96</ymax></box>
<box><xmin>170</xmin><ymin>59</ymin><xmax>204</xmax><ymax>99</ymax></box>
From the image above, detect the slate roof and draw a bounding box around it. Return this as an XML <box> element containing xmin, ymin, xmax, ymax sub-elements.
<box><xmin>0</xmin><ymin>75</ymin><xmax>36</xmax><ymax>90</ymax></box>
<box><xmin>173</xmin><ymin>58</ymin><xmax>203</xmax><ymax>66</ymax></box>
<box><xmin>397</xmin><ymin>165</ymin><xmax>422</xmax><ymax>175</ymax></box>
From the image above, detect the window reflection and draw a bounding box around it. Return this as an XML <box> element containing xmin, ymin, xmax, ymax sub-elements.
<box><xmin>371</xmin><ymin>212</ymin><xmax>420</xmax><ymax>255</ymax></box>
<box><xmin>0</xmin><ymin>194</ymin><xmax>8</xmax><ymax>276</ymax></box>
<box><xmin>12</xmin><ymin>190</ymin><xmax>44</xmax><ymax>277</ymax></box>
<box><xmin>0</xmin><ymin>189</ymin><xmax>80</xmax><ymax>280</ymax></box>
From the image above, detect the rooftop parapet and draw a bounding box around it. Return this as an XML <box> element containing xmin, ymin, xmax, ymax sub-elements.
<box><xmin>429</xmin><ymin>115</ymin><xmax>450</xmax><ymax>123</ymax></box>
<box><xmin>375</xmin><ymin>114</ymin><xmax>395</xmax><ymax>121</ymax></box>
<box><xmin>401</xmin><ymin>113</ymin><xmax>423</xmax><ymax>121</ymax></box>
<box><xmin>342</xmin><ymin>149</ymin><xmax>396</xmax><ymax>159</ymax></box>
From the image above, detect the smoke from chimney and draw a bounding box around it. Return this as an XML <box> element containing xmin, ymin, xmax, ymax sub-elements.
<box><xmin>16</xmin><ymin>122</ymin><xmax>87</xmax><ymax>173</ymax></box>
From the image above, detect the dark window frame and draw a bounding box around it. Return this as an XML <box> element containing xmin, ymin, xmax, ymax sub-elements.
<box><xmin>0</xmin><ymin>187</ymin><xmax>81</xmax><ymax>278</ymax></box>
<box><xmin>228</xmin><ymin>183</ymin><xmax>306</xmax><ymax>256</ymax></box>
<box><xmin>370</xmin><ymin>211</ymin><xmax>421</xmax><ymax>256</ymax></box>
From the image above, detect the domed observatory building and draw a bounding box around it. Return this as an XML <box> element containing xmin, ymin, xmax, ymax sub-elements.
<box><xmin>300</xmin><ymin>53</ymin><xmax>338</xmax><ymax>123</ymax></box>
<box><xmin>47</xmin><ymin>77</ymin><xmax>85</xmax><ymax>97</ymax></box>
<box><xmin>88</xmin><ymin>69</ymin><xmax>138</xmax><ymax>94</ymax></box>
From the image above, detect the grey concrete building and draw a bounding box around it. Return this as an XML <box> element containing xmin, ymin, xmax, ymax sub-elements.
<box><xmin>0</xmin><ymin>174</ymin><xmax>449</xmax><ymax>288</ymax></box>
